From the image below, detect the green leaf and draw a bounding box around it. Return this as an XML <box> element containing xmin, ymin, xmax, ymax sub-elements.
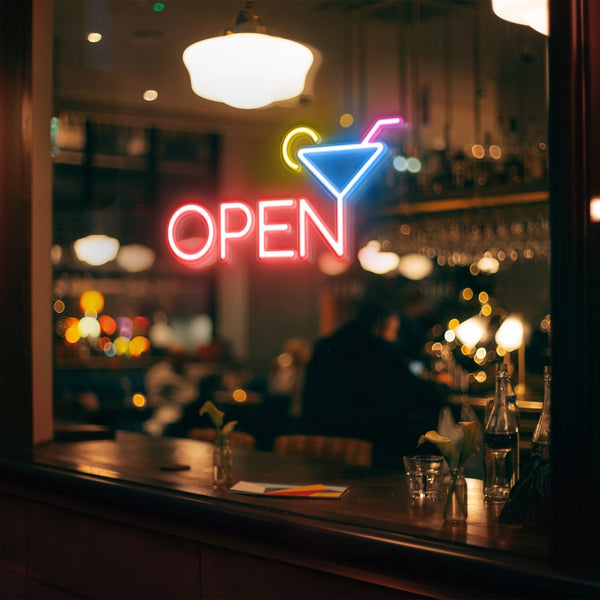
<box><xmin>221</xmin><ymin>420</ymin><xmax>237</xmax><ymax>436</ymax></box>
<box><xmin>199</xmin><ymin>400</ymin><xmax>224</xmax><ymax>429</ymax></box>
<box><xmin>418</xmin><ymin>430</ymin><xmax>456</xmax><ymax>465</ymax></box>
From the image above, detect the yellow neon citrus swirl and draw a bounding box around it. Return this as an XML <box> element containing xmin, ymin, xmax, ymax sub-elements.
<box><xmin>281</xmin><ymin>126</ymin><xmax>320</xmax><ymax>172</ymax></box>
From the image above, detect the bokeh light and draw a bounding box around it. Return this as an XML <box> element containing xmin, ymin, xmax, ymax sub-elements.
<box><xmin>392</xmin><ymin>156</ymin><xmax>408</xmax><ymax>172</ymax></box>
<box><xmin>78</xmin><ymin>316</ymin><xmax>101</xmax><ymax>338</ymax></box>
<box><xmin>489</xmin><ymin>144</ymin><xmax>502</xmax><ymax>159</ymax></box>
<box><xmin>99</xmin><ymin>336</ymin><xmax>111</xmax><ymax>351</ymax></box>
<box><xmin>103</xmin><ymin>342</ymin><xmax>117</xmax><ymax>357</ymax></box>
<box><xmin>474</xmin><ymin>371</ymin><xmax>487</xmax><ymax>383</ymax></box>
<box><xmin>114</xmin><ymin>336</ymin><xmax>130</xmax><ymax>355</ymax></box>
<box><xmin>99</xmin><ymin>315</ymin><xmax>117</xmax><ymax>335</ymax></box>
<box><xmin>233</xmin><ymin>389</ymin><xmax>247</xmax><ymax>403</ymax></box>
<box><xmin>339</xmin><ymin>113</ymin><xmax>354</xmax><ymax>128</ymax></box>
<box><xmin>117</xmin><ymin>317</ymin><xmax>133</xmax><ymax>339</ymax></box>
<box><xmin>80</xmin><ymin>290</ymin><xmax>104</xmax><ymax>314</ymax></box>
<box><xmin>65</xmin><ymin>323</ymin><xmax>81</xmax><ymax>344</ymax></box>
<box><xmin>406</xmin><ymin>157</ymin><xmax>422</xmax><ymax>173</ymax></box>
<box><xmin>133</xmin><ymin>393</ymin><xmax>147</xmax><ymax>408</ymax></box>
<box><xmin>133</xmin><ymin>316</ymin><xmax>150</xmax><ymax>334</ymax></box>
<box><xmin>130</xmin><ymin>336</ymin><xmax>151</xmax><ymax>357</ymax></box>
<box><xmin>143</xmin><ymin>89</ymin><xmax>159</xmax><ymax>102</ymax></box>
<box><xmin>471</xmin><ymin>144</ymin><xmax>485</xmax><ymax>159</ymax></box>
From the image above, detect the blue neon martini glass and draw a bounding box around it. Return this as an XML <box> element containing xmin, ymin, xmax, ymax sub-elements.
<box><xmin>297</xmin><ymin>117</ymin><xmax>403</xmax><ymax>202</ymax></box>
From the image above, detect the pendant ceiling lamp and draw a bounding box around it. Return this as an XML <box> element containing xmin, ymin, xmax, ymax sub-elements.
<box><xmin>491</xmin><ymin>0</ymin><xmax>548</xmax><ymax>36</ymax></box>
<box><xmin>73</xmin><ymin>234</ymin><xmax>120</xmax><ymax>266</ymax></box>
<box><xmin>183</xmin><ymin>1</ymin><xmax>316</xmax><ymax>109</ymax></box>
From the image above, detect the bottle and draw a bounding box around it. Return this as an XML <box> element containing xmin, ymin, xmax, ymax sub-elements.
<box><xmin>507</xmin><ymin>375</ymin><xmax>520</xmax><ymax>430</ymax></box>
<box><xmin>531</xmin><ymin>366</ymin><xmax>551</xmax><ymax>460</ymax></box>
<box><xmin>483</xmin><ymin>363</ymin><xmax>520</xmax><ymax>500</ymax></box>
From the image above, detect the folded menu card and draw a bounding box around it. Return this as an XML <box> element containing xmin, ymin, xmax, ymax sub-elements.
<box><xmin>229</xmin><ymin>481</ymin><xmax>349</xmax><ymax>498</ymax></box>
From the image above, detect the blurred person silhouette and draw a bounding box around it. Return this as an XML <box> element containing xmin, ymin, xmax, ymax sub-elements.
<box><xmin>302</xmin><ymin>300</ymin><xmax>446</xmax><ymax>469</ymax></box>
<box><xmin>266</xmin><ymin>337</ymin><xmax>313</xmax><ymax>434</ymax></box>
<box><xmin>142</xmin><ymin>345</ymin><xmax>199</xmax><ymax>437</ymax></box>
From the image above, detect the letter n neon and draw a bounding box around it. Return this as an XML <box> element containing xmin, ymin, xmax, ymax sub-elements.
<box><xmin>298</xmin><ymin>197</ymin><xmax>346</xmax><ymax>259</ymax></box>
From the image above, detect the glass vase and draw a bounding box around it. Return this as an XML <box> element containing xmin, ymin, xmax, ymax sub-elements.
<box><xmin>442</xmin><ymin>467</ymin><xmax>467</xmax><ymax>523</ymax></box>
<box><xmin>213</xmin><ymin>440</ymin><xmax>233</xmax><ymax>489</ymax></box>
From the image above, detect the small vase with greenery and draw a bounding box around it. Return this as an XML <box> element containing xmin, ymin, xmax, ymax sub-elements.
<box><xmin>418</xmin><ymin>421</ymin><xmax>480</xmax><ymax>523</ymax></box>
<box><xmin>199</xmin><ymin>401</ymin><xmax>237</xmax><ymax>489</ymax></box>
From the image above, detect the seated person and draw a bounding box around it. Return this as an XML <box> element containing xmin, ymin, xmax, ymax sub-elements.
<box><xmin>301</xmin><ymin>301</ymin><xmax>446</xmax><ymax>469</ymax></box>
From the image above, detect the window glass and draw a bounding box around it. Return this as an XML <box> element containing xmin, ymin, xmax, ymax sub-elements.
<box><xmin>51</xmin><ymin>0</ymin><xmax>550</xmax><ymax>533</ymax></box>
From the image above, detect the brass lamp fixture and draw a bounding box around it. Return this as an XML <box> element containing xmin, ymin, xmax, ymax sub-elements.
<box><xmin>183</xmin><ymin>1</ymin><xmax>316</xmax><ymax>109</ymax></box>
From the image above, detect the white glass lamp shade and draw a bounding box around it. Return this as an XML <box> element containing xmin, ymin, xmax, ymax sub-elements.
<box><xmin>477</xmin><ymin>255</ymin><xmax>500</xmax><ymax>274</ymax></box>
<box><xmin>455</xmin><ymin>316</ymin><xmax>488</xmax><ymax>349</ymax></box>
<box><xmin>183</xmin><ymin>33</ymin><xmax>314</xmax><ymax>109</ymax></box>
<box><xmin>495</xmin><ymin>316</ymin><xmax>524</xmax><ymax>352</ymax></box>
<box><xmin>117</xmin><ymin>244</ymin><xmax>156</xmax><ymax>273</ymax></box>
<box><xmin>397</xmin><ymin>254</ymin><xmax>434</xmax><ymax>280</ymax></box>
<box><xmin>491</xmin><ymin>0</ymin><xmax>548</xmax><ymax>36</ymax></box>
<box><xmin>358</xmin><ymin>241</ymin><xmax>400</xmax><ymax>275</ymax></box>
<box><xmin>73</xmin><ymin>235</ymin><xmax>120</xmax><ymax>266</ymax></box>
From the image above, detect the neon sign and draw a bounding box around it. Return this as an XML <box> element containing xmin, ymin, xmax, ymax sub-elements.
<box><xmin>166</xmin><ymin>116</ymin><xmax>402</xmax><ymax>267</ymax></box>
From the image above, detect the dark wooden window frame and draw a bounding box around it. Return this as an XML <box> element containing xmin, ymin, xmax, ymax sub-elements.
<box><xmin>2</xmin><ymin>0</ymin><xmax>600</xmax><ymax>573</ymax></box>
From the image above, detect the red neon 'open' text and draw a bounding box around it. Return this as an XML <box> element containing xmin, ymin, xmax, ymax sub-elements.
<box><xmin>167</xmin><ymin>197</ymin><xmax>348</xmax><ymax>266</ymax></box>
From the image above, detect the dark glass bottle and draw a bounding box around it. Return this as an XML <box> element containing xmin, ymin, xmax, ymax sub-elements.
<box><xmin>531</xmin><ymin>366</ymin><xmax>551</xmax><ymax>460</ymax></box>
<box><xmin>483</xmin><ymin>363</ymin><xmax>520</xmax><ymax>500</ymax></box>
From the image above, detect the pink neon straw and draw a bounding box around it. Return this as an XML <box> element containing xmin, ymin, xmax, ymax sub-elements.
<box><xmin>361</xmin><ymin>117</ymin><xmax>403</xmax><ymax>144</ymax></box>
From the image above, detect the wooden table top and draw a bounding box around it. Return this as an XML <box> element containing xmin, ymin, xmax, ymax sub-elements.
<box><xmin>30</xmin><ymin>431</ymin><xmax>548</xmax><ymax>563</ymax></box>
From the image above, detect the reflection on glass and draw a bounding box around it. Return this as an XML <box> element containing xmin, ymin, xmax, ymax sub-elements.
<box><xmin>52</xmin><ymin>1</ymin><xmax>550</xmax><ymax>477</ymax></box>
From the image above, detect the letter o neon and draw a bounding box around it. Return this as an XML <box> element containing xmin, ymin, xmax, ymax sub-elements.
<box><xmin>167</xmin><ymin>204</ymin><xmax>216</xmax><ymax>262</ymax></box>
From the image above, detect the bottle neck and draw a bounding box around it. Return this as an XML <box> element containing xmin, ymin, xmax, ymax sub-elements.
<box><xmin>541</xmin><ymin>368</ymin><xmax>551</xmax><ymax>414</ymax></box>
<box><xmin>486</xmin><ymin>365</ymin><xmax>518</xmax><ymax>433</ymax></box>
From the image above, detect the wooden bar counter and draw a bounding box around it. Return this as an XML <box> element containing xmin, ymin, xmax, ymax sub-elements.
<box><xmin>0</xmin><ymin>432</ymin><xmax>598</xmax><ymax>599</ymax></box>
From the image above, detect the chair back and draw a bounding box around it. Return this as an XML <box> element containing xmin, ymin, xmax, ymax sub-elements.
<box><xmin>273</xmin><ymin>434</ymin><xmax>372</xmax><ymax>468</ymax></box>
<box><xmin>188</xmin><ymin>428</ymin><xmax>256</xmax><ymax>449</ymax></box>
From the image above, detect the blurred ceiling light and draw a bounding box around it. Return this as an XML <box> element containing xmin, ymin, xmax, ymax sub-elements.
<box><xmin>79</xmin><ymin>290</ymin><xmax>104</xmax><ymax>314</ymax></box>
<box><xmin>87</xmin><ymin>32</ymin><xmax>102</xmax><ymax>43</ymax></box>
<box><xmin>51</xmin><ymin>244</ymin><xmax>63</xmax><ymax>265</ymax></box>
<box><xmin>477</xmin><ymin>254</ymin><xmax>500</xmax><ymax>274</ymax></box>
<box><xmin>117</xmin><ymin>244</ymin><xmax>156</xmax><ymax>272</ymax></box>
<box><xmin>358</xmin><ymin>240</ymin><xmax>400</xmax><ymax>275</ymax></box>
<box><xmin>73</xmin><ymin>234</ymin><xmax>120</xmax><ymax>266</ymax></box>
<box><xmin>397</xmin><ymin>253</ymin><xmax>433</xmax><ymax>280</ymax></box>
<box><xmin>495</xmin><ymin>315</ymin><xmax>524</xmax><ymax>352</ymax></box>
<box><xmin>182</xmin><ymin>1</ymin><xmax>316</xmax><ymax>109</ymax></box>
<box><xmin>143</xmin><ymin>89</ymin><xmax>159</xmax><ymax>102</ymax></box>
<box><xmin>491</xmin><ymin>0</ymin><xmax>548</xmax><ymax>36</ymax></box>
<box><xmin>590</xmin><ymin>197</ymin><xmax>600</xmax><ymax>222</ymax></box>
<box><xmin>454</xmin><ymin>315</ymin><xmax>488</xmax><ymax>349</ymax></box>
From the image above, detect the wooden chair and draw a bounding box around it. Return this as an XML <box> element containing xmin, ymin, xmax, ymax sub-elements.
<box><xmin>273</xmin><ymin>434</ymin><xmax>373</xmax><ymax>468</ymax></box>
<box><xmin>188</xmin><ymin>428</ymin><xmax>256</xmax><ymax>449</ymax></box>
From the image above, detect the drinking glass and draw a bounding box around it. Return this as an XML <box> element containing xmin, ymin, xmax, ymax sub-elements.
<box><xmin>403</xmin><ymin>455</ymin><xmax>444</xmax><ymax>500</ymax></box>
